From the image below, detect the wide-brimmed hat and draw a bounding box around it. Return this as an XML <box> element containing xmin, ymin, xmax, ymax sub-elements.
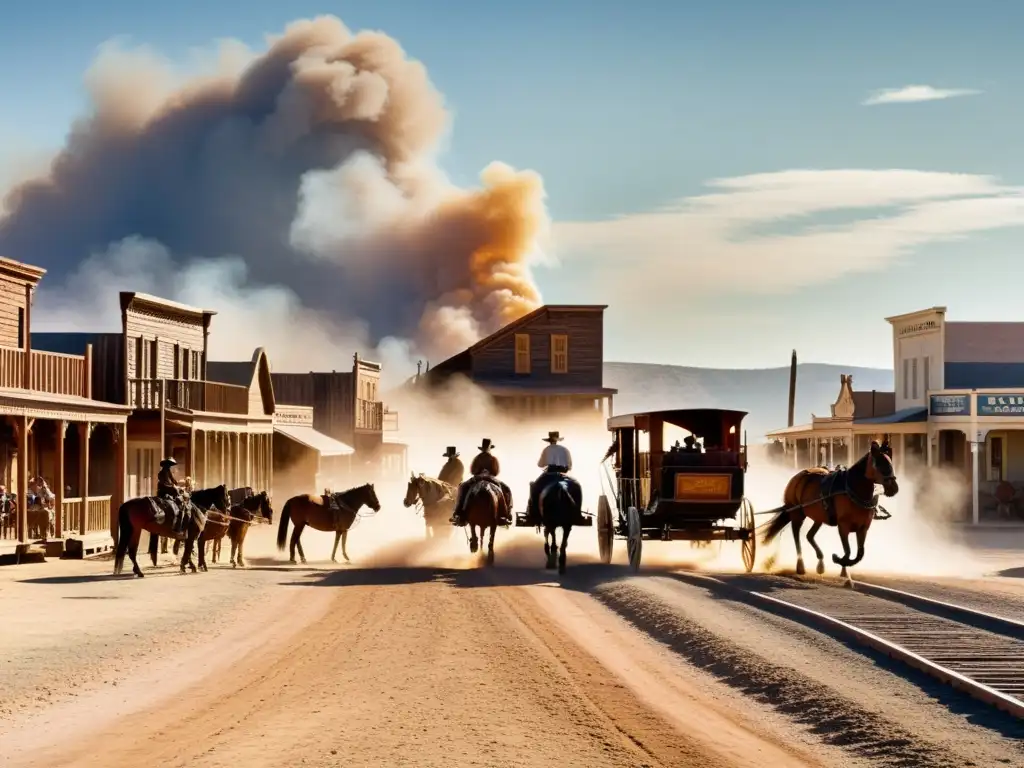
<box><xmin>442</xmin><ymin>446</ymin><xmax>459</xmax><ymax>458</ymax></box>
<box><xmin>683</xmin><ymin>435</ymin><xmax>696</xmax><ymax>444</ymax></box>
<box><xmin>543</xmin><ymin>431</ymin><xmax>563</xmax><ymax>443</ymax></box>
<box><xmin>478</xmin><ymin>438</ymin><xmax>494</xmax><ymax>451</ymax></box>
<box><xmin>160</xmin><ymin>458</ymin><xmax>177</xmax><ymax>468</ymax></box>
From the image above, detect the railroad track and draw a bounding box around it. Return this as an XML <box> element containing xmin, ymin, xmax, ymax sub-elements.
<box><xmin>671</xmin><ymin>571</ymin><xmax>1024</xmax><ymax>720</ymax></box>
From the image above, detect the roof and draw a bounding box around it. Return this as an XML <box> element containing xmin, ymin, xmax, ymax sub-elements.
<box><xmin>207</xmin><ymin>348</ymin><xmax>275</xmax><ymax>415</ymax></box>
<box><xmin>475</xmin><ymin>383</ymin><xmax>618</xmax><ymax>397</ymax></box>
<box><xmin>120</xmin><ymin>291</ymin><xmax>216</xmax><ymax>320</ymax></box>
<box><xmin>0</xmin><ymin>257</ymin><xmax>46</xmax><ymax>284</ymax></box>
<box><xmin>765</xmin><ymin>422</ymin><xmax>815</xmax><ymax>437</ymax></box>
<box><xmin>854</xmin><ymin>406</ymin><xmax>927</xmax><ymax>425</ymax></box>
<box><xmin>427</xmin><ymin>304</ymin><xmax>609</xmax><ymax>376</ymax></box>
<box><xmin>852</xmin><ymin>390</ymin><xmax>895</xmax><ymax>419</ymax></box>
<box><xmin>273</xmin><ymin>424</ymin><xmax>354</xmax><ymax>456</ymax></box>
<box><xmin>608</xmin><ymin>408</ymin><xmax>748</xmax><ymax>436</ymax></box>
<box><xmin>884</xmin><ymin>306</ymin><xmax>947</xmax><ymax>323</ymax></box>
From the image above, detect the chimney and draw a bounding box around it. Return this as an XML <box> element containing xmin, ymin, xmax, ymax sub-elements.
<box><xmin>416</xmin><ymin>360</ymin><xmax>422</xmax><ymax>381</ymax></box>
<box><xmin>787</xmin><ymin>350</ymin><xmax>797</xmax><ymax>427</ymax></box>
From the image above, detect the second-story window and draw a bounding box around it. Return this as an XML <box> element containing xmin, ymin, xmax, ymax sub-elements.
<box><xmin>514</xmin><ymin>334</ymin><xmax>531</xmax><ymax>374</ymax></box>
<box><xmin>551</xmin><ymin>334</ymin><xmax>568</xmax><ymax>374</ymax></box>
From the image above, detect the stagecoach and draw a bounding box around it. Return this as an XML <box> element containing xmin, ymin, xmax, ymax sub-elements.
<box><xmin>597</xmin><ymin>408</ymin><xmax>756</xmax><ymax>572</ymax></box>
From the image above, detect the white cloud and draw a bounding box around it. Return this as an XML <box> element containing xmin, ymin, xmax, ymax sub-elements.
<box><xmin>862</xmin><ymin>85</ymin><xmax>980</xmax><ymax>105</ymax></box>
<box><xmin>551</xmin><ymin>169</ymin><xmax>1024</xmax><ymax>299</ymax></box>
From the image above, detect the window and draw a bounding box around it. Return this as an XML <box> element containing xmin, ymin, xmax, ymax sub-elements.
<box><xmin>514</xmin><ymin>334</ymin><xmax>531</xmax><ymax>374</ymax></box>
<box><xmin>16</xmin><ymin>307</ymin><xmax>24</xmax><ymax>348</ymax></box>
<box><xmin>923</xmin><ymin>356</ymin><xmax>930</xmax><ymax>395</ymax></box>
<box><xmin>903</xmin><ymin>359</ymin><xmax>909</xmax><ymax>399</ymax></box>
<box><xmin>550</xmin><ymin>334</ymin><xmax>568</xmax><ymax>374</ymax></box>
<box><xmin>911</xmin><ymin>357</ymin><xmax>918</xmax><ymax>399</ymax></box>
<box><xmin>192</xmin><ymin>351</ymin><xmax>201</xmax><ymax>378</ymax></box>
<box><xmin>174</xmin><ymin>343</ymin><xmax>181</xmax><ymax>379</ymax></box>
<box><xmin>991</xmin><ymin>436</ymin><xmax>1004</xmax><ymax>482</ymax></box>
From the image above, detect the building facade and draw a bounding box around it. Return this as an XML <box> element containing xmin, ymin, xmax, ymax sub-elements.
<box><xmin>416</xmin><ymin>304</ymin><xmax>618</xmax><ymax>421</ymax></box>
<box><xmin>1</xmin><ymin>257</ymin><xmax>131</xmax><ymax>558</ymax></box>
<box><xmin>768</xmin><ymin>306</ymin><xmax>1024</xmax><ymax>524</ymax></box>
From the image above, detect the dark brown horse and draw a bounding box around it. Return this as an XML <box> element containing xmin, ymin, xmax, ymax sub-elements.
<box><xmin>276</xmin><ymin>484</ymin><xmax>381</xmax><ymax>564</ymax></box>
<box><xmin>761</xmin><ymin>440</ymin><xmax>898</xmax><ymax>579</ymax></box>
<box><xmin>173</xmin><ymin>490</ymin><xmax>274</xmax><ymax>569</ymax></box>
<box><xmin>403</xmin><ymin>473</ymin><xmax>456</xmax><ymax>539</ymax></box>
<box><xmin>460</xmin><ymin>476</ymin><xmax>509</xmax><ymax>566</ymax></box>
<box><xmin>113</xmin><ymin>485</ymin><xmax>229</xmax><ymax>577</ymax></box>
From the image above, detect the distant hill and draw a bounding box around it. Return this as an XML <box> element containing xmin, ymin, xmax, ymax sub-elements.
<box><xmin>603</xmin><ymin>362</ymin><xmax>894</xmax><ymax>441</ymax></box>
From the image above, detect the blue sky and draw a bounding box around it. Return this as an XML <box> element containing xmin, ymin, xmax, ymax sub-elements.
<box><xmin>2</xmin><ymin>1</ymin><xmax>1023</xmax><ymax>369</ymax></box>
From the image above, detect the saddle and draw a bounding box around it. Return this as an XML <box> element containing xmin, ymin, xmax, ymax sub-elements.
<box><xmin>149</xmin><ymin>495</ymin><xmax>190</xmax><ymax>534</ymax></box>
<box><xmin>817</xmin><ymin>468</ymin><xmax>878</xmax><ymax>525</ymax></box>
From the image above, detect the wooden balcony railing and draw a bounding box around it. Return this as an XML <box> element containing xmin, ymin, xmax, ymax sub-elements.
<box><xmin>127</xmin><ymin>378</ymin><xmax>249</xmax><ymax>414</ymax></box>
<box><xmin>355</xmin><ymin>398</ymin><xmax>384</xmax><ymax>431</ymax></box>
<box><xmin>61</xmin><ymin>495</ymin><xmax>112</xmax><ymax>536</ymax></box>
<box><xmin>0</xmin><ymin>345</ymin><xmax>89</xmax><ymax>397</ymax></box>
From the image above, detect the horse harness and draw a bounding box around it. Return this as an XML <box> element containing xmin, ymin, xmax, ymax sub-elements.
<box><xmin>793</xmin><ymin>467</ymin><xmax>883</xmax><ymax>525</ymax></box>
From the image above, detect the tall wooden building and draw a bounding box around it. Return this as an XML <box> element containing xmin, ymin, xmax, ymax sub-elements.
<box><xmin>1</xmin><ymin>257</ymin><xmax>131</xmax><ymax>557</ymax></box>
<box><xmin>33</xmin><ymin>292</ymin><xmax>274</xmax><ymax>502</ymax></box>
<box><xmin>417</xmin><ymin>304</ymin><xmax>618</xmax><ymax>420</ymax></box>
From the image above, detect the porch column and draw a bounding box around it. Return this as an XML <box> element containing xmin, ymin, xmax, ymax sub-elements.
<box><xmin>234</xmin><ymin>432</ymin><xmax>240</xmax><ymax>489</ymax></box>
<box><xmin>113</xmin><ymin>424</ymin><xmax>126</xmax><ymax>543</ymax></box>
<box><xmin>793</xmin><ymin>440</ymin><xmax>799</xmax><ymax>468</ymax></box>
<box><xmin>202</xmin><ymin>430</ymin><xmax>208</xmax><ymax>487</ymax></box>
<box><xmin>971</xmin><ymin>434</ymin><xmax>980</xmax><ymax>526</ymax></box>
<box><xmin>246</xmin><ymin>433</ymin><xmax>252</xmax><ymax>487</ymax></box>
<box><xmin>828</xmin><ymin>438</ymin><xmax>834</xmax><ymax>467</ymax></box>
<box><xmin>186</xmin><ymin>427</ymin><xmax>195</xmax><ymax>484</ymax></box>
<box><xmin>847</xmin><ymin>431</ymin><xmax>855</xmax><ymax>465</ymax></box>
<box><xmin>16</xmin><ymin>416</ymin><xmax>30</xmax><ymax>543</ymax></box>
<box><xmin>78</xmin><ymin>422</ymin><xmax>91</xmax><ymax>536</ymax></box>
<box><xmin>54</xmin><ymin>421</ymin><xmax>66</xmax><ymax>539</ymax></box>
<box><xmin>897</xmin><ymin>433</ymin><xmax>905</xmax><ymax>474</ymax></box>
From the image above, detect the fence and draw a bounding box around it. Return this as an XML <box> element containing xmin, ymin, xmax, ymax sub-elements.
<box><xmin>0</xmin><ymin>345</ymin><xmax>88</xmax><ymax>396</ymax></box>
<box><xmin>127</xmin><ymin>378</ymin><xmax>249</xmax><ymax>414</ymax></box>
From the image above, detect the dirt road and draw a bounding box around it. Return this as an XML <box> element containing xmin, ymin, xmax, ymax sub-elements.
<box><xmin>1</xmin><ymin>533</ymin><xmax>1022</xmax><ymax>767</ymax></box>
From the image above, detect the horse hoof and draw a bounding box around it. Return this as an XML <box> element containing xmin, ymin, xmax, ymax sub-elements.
<box><xmin>831</xmin><ymin>554</ymin><xmax>844</xmax><ymax>565</ymax></box>
<box><xmin>331</xmin><ymin>558</ymin><xmax>337</xmax><ymax>564</ymax></box>
<box><xmin>816</xmin><ymin>560</ymin><xmax>825</xmax><ymax>575</ymax></box>
<box><xmin>288</xmin><ymin>559</ymin><xmax>297</xmax><ymax>565</ymax></box>
<box><xmin>795</xmin><ymin>559</ymin><xmax>806</xmax><ymax>576</ymax></box>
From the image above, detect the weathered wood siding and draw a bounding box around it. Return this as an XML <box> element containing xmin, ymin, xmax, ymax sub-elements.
<box><xmin>32</xmin><ymin>332</ymin><xmax>126</xmax><ymax>404</ymax></box>
<box><xmin>0</xmin><ymin>273</ymin><xmax>28</xmax><ymax>349</ymax></box>
<box><xmin>124</xmin><ymin>307</ymin><xmax>204</xmax><ymax>381</ymax></box>
<box><xmin>472</xmin><ymin>308</ymin><xmax>605</xmax><ymax>387</ymax></box>
<box><xmin>271</xmin><ymin>372</ymin><xmax>355</xmax><ymax>445</ymax></box>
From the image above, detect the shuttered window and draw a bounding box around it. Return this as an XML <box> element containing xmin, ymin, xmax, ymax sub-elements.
<box><xmin>514</xmin><ymin>334</ymin><xmax>531</xmax><ymax>374</ymax></box>
<box><xmin>551</xmin><ymin>334</ymin><xmax>568</xmax><ymax>374</ymax></box>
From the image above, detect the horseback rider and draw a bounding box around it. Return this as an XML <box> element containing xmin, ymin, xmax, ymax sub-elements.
<box><xmin>450</xmin><ymin>439</ymin><xmax>513</xmax><ymax>526</ymax></box>
<box><xmin>438</xmin><ymin>446</ymin><xmax>465</xmax><ymax>489</ymax></box>
<box><xmin>157</xmin><ymin>458</ymin><xmax>186</xmax><ymax>531</ymax></box>
<box><xmin>525</xmin><ymin>431</ymin><xmax>582</xmax><ymax>526</ymax></box>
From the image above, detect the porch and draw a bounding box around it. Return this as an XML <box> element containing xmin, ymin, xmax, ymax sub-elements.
<box><xmin>272</xmin><ymin>406</ymin><xmax>355</xmax><ymax>500</ymax></box>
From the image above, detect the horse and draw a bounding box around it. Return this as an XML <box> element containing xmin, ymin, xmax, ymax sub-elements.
<box><xmin>538</xmin><ymin>476</ymin><xmax>584</xmax><ymax>574</ymax></box>
<box><xmin>460</xmin><ymin>475</ymin><xmax>510</xmax><ymax>566</ymax></box>
<box><xmin>113</xmin><ymin>485</ymin><xmax>229</xmax><ymax>577</ymax></box>
<box><xmin>403</xmin><ymin>473</ymin><xmax>457</xmax><ymax>539</ymax></box>
<box><xmin>276</xmin><ymin>483</ymin><xmax>381</xmax><ymax>564</ymax></box>
<box><xmin>172</xmin><ymin>489</ymin><xmax>274</xmax><ymax>569</ymax></box>
<box><xmin>760</xmin><ymin>440</ymin><xmax>898</xmax><ymax>580</ymax></box>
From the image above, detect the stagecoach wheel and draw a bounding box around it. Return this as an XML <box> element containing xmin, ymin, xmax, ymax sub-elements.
<box><xmin>741</xmin><ymin>497</ymin><xmax>756</xmax><ymax>573</ymax></box>
<box><xmin>626</xmin><ymin>506</ymin><xmax>642</xmax><ymax>572</ymax></box>
<box><xmin>597</xmin><ymin>495</ymin><xmax>613</xmax><ymax>564</ymax></box>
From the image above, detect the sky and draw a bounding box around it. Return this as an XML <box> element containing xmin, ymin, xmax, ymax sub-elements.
<box><xmin>1</xmin><ymin>0</ymin><xmax>1023</xmax><ymax>371</ymax></box>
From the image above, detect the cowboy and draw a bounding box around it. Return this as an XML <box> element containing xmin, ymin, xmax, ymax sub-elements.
<box><xmin>438</xmin><ymin>446</ymin><xmax>465</xmax><ymax>489</ymax></box>
<box><xmin>451</xmin><ymin>439</ymin><xmax>512</xmax><ymax>526</ymax></box>
<box><xmin>525</xmin><ymin>431</ymin><xmax>583</xmax><ymax>526</ymax></box>
<box><xmin>156</xmin><ymin>458</ymin><xmax>186</xmax><ymax>531</ymax></box>
<box><xmin>681</xmin><ymin>435</ymin><xmax>700</xmax><ymax>453</ymax></box>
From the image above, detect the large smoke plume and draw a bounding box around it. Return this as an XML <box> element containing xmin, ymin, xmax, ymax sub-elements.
<box><xmin>0</xmin><ymin>16</ymin><xmax>547</xmax><ymax>375</ymax></box>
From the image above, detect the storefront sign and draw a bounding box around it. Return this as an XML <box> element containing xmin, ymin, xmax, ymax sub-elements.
<box><xmin>897</xmin><ymin>319</ymin><xmax>940</xmax><ymax>337</ymax></box>
<box><xmin>929</xmin><ymin>394</ymin><xmax>970</xmax><ymax>416</ymax></box>
<box><xmin>977</xmin><ymin>394</ymin><xmax>1024</xmax><ymax>416</ymax></box>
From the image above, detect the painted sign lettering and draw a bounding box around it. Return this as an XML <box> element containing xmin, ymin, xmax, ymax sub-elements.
<box><xmin>897</xmin><ymin>319</ymin><xmax>939</xmax><ymax>337</ymax></box>
<box><xmin>977</xmin><ymin>394</ymin><xmax>1024</xmax><ymax>416</ymax></box>
<box><xmin>929</xmin><ymin>394</ymin><xmax>970</xmax><ymax>416</ymax></box>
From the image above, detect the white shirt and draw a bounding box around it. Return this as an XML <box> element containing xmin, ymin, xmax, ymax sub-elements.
<box><xmin>539</xmin><ymin>443</ymin><xmax>572</xmax><ymax>470</ymax></box>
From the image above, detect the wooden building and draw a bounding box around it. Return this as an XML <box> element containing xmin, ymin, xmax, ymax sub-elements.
<box><xmin>271</xmin><ymin>354</ymin><xmax>394</xmax><ymax>483</ymax></box>
<box><xmin>271</xmin><ymin>404</ymin><xmax>355</xmax><ymax>499</ymax></box>
<box><xmin>416</xmin><ymin>304</ymin><xmax>618</xmax><ymax>421</ymax></box>
<box><xmin>0</xmin><ymin>257</ymin><xmax>131</xmax><ymax>558</ymax></box>
<box><xmin>33</xmin><ymin>293</ymin><xmax>274</xmax><ymax>504</ymax></box>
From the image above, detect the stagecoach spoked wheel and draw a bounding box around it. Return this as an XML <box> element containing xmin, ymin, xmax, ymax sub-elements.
<box><xmin>626</xmin><ymin>506</ymin><xmax>642</xmax><ymax>572</ymax></box>
<box><xmin>597</xmin><ymin>495</ymin><xmax>613</xmax><ymax>565</ymax></box>
<box><xmin>740</xmin><ymin>497</ymin><xmax>756</xmax><ymax>573</ymax></box>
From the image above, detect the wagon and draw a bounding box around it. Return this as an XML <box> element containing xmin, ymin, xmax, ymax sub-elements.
<box><xmin>597</xmin><ymin>408</ymin><xmax>756</xmax><ymax>572</ymax></box>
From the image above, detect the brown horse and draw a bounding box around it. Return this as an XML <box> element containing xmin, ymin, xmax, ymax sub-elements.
<box><xmin>113</xmin><ymin>485</ymin><xmax>229</xmax><ymax>577</ymax></box>
<box><xmin>173</xmin><ymin>490</ymin><xmax>274</xmax><ymax>569</ymax></box>
<box><xmin>403</xmin><ymin>473</ymin><xmax>456</xmax><ymax>539</ymax></box>
<box><xmin>276</xmin><ymin>483</ymin><xmax>381</xmax><ymax>564</ymax></box>
<box><xmin>761</xmin><ymin>440</ymin><xmax>898</xmax><ymax>579</ymax></box>
<box><xmin>460</xmin><ymin>476</ymin><xmax>510</xmax><ymax>566</ymax></box>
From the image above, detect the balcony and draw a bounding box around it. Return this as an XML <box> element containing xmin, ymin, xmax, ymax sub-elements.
<box><xmin>127</xmin><ymin>378</ymin><xmax>249</xmax><ymax>414</ymax></box>
<box><xmin>355</xmin><ymin>398</ymin><xmax>384</xmax><ymax>431</ymax></box>
<box><xmin>0</xmin><ymin>345</ymin><xmax>89</xmax><ymax>397</ymax></box>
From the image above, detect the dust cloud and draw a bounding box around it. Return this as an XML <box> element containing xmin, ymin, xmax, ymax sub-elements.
<box><xmin>0</xmin><ymin>15</ymin><xmax>547</xmax><ymax>373</ymax></box>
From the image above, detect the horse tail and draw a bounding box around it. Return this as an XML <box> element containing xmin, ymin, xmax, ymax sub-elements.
<box><xmin>276</xmin><ymin>498</ymin><xmax>292</xmax><ymax>551</ymax></box>
<box><xmin>148</xmin><ymin>525</ymin><xmax>159</xmax><ymax>566</ymax></box>
<box><xmin>760</xmin><ymin>506</ymin><xmax>792</xmax><ymax>545</ymax></box>
<box><xmin>114</xmin><ymin>502</ymin><xmax>132</xmax><ymax>572</ymax></box>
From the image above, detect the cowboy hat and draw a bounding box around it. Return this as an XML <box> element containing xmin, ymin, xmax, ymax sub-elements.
<box><xmin>683</xmin><ymin>435</ymin><xmax>696</xmax><ymax>443</ymax></box>
<box><xmin>478</xmin><ymin>438</ymin><xmax>494</xmax><ymax>451</ymax></box>
<box><xmin>543</xmin><ymin>431</ymin><xmax>563</xmax><ymax>443</ymax></box>
<box><xmin>442</xmin><ymin>446</ymin><xmax>459</xmax><ymax>458</ymax></box>
<box><xmin>160</xmin><ymin>457</ymin><xmax>177</xmax><ymax>467</ymax></box>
